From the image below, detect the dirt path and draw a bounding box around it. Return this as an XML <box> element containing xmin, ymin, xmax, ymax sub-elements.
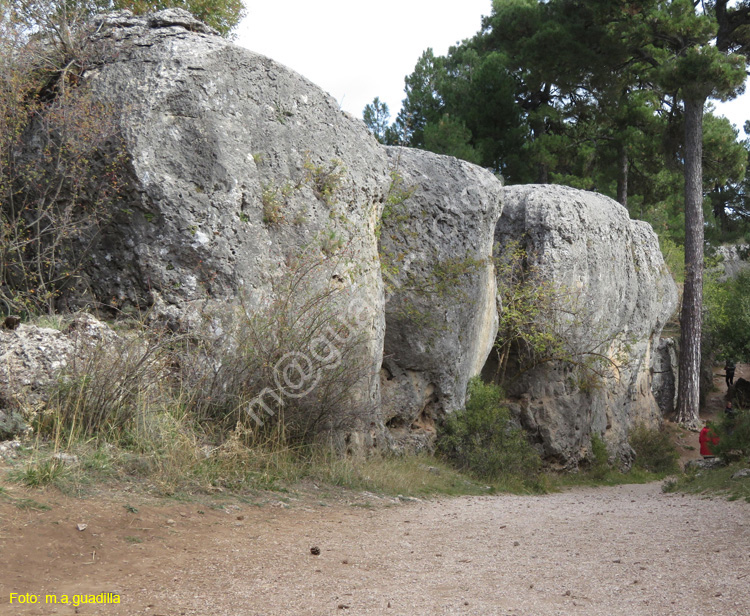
<box><xmin>667</xmin><ymin>362</ymin><xmax>748</xmax><ymax>467</ymax></box>
<box><xmin>1</xmin><ymin>480</ymin><xmax>748</xmax><ymax>616</ymax></box>
<box><xmin>2</xmin><ymin>364</ymin><xmax>748</xmax><ymax>616</ymax></box>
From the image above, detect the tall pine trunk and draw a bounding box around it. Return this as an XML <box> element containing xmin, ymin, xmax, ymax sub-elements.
<box><xmin>616</xmin><ymin>142</ymin><xmax>628</xmax><ymax>208</ymax></box>
<box><xmin>676</xmin><ymin>96</ymin><xmax>705</xmax><ymax>429</ymax></box>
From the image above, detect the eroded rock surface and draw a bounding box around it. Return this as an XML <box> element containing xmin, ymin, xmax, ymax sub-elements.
<box><xmin>59</xmin><ymin>11</ymin><xmax>508</xmax><ymax>450</ymax></box>
<box><xmin>8</xmin><ymin>12</ymin><xmax>679</xmax><ymax>456</ymax></box>
<box><xmin>75</xmin><ymin>10</ymin><xmax>390</xmax><ymax>442</ymax></box>
<box><xmin>0</xmin><ymin>314</ymin><xmax>118</xmax><ymax>432</ymax></box>
<box><xmin>379</xmin><ymin>147</ymin><xmax>503</xmax><ymax>450</ymax></box>
<box><xmin>491</xmin><ymin>185</ymin><xmax>678</xmax><ymax>467</ymax></box>
<box><xmin>652</xmin><ymin>337</ymin><xmax>678</xmax><ymax>416</ymax></box>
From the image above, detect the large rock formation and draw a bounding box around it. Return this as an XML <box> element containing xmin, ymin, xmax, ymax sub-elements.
<box><xmin>75</xmin><ymin>9</ymin><xmax>392</xmax><ymax>442</ymax></box>
<box><xmin>32</xmin><ymin>9</ymin><xmax>504</xmax><ymax>448</ymax></box>
<box><xmin>379</xmin><ymin>147</ymin><xmax>503</xmax><ymax>450</ymax></box>
<box><xmin>3</xmin><ymin>11</ymin><xmax>678</xmax><ymax>459</ymax></box>
<box><xmin>491</xmin><ymin>185</ymin><xmax>678</xmax><ymax>467</ymax></box>
<box><xmin>711</xmin><ymin>243</ymin><xmax>750</xmax><ymax>280</ymax></box>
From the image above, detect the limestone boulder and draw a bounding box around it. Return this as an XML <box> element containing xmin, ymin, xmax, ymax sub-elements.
<box><xmin>711</xmin><ymin>243</ymin><xmax>750</xmax><ymax>281</ymax></box>
<box><xmin>0</xmin><ymin>314</ymin><xmax>118</xmax><ymax>429</ymax></box>
<box><xmin>12</xmin><ymin>11</ymin><xmax>681</xmax><ymax>458</ymax></box>
<box><xmin>492</xmin><ymin>185</ymin><xmax>678</xmax><ymax>467</ymax></box>
<box><xmin>379</xmin><ymin>147</ymin><xmax>503</xmax><ymax>449</ymax></box>
<box><xmin>29</xmin><ymin>10</ymin><xmax>509</xmax><ymax>449</ymax></box>
<box><xmin>69</xmin><ymin>10</ymin><xmax>390</xmax><ymax>441</ymax></box>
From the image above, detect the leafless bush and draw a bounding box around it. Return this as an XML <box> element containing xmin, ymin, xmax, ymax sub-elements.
<box><xmin>0</xmin><ymin>7</ymin><xmax>126</xmax><ymax>315</ymax></box>
<box><xmin>181</xmin><ymin>248</ymin><xmax>377</xmax><ymax>445</ymax></box>
<box><xmin>41</xmin><ymin>324</ymin><xmax>178</xmax><ymax>438</ymax></box>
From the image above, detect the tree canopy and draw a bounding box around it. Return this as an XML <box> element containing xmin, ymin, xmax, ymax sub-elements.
<box><xmin>372</xmin><ymin>0</ymin><xmax>750</xmax><ymax>246</ymax></box>
<box><xmin>3</xmin><ymin>0</ymin><xmax>246</xmax><ymax>37</ymax></box>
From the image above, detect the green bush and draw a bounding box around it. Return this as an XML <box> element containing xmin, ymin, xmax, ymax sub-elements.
<box><xmin>588</xmin><ymin>434</ymin><xmax>611</xmax><ymax>479</ymax></box>
<box><xmin>658</xmin><ymin>235</ymin><xmax>685</xmax><ymax>283</ymax></box>
<box><xmin>436</xmin><ymin>378</ymin><xmax>541</xmax><ymax>481</ymax></box>
<box><xmin>704</xmin><ymin>270</ymin><xmax>750</xmax><ymax>363</ymax></box>
<box><xmin>714</xmin><ymin>408</ymin><xmax>750</xmax><ymax>460</ymax></box>
<box><xmin>629</xmin><ymin>423</ymin><xmax>680</xmax><ymax>473</ymax></box>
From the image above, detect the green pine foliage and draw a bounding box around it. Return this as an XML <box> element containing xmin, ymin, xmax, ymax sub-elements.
<box><xmin>704</xmin><ymin>270</ymin><xmax>750</xmax><ymax>362</ymax></box>
<box><xmin>588</xmin><ymin>435</ymin><xmax>611</xmax><ymax>480</ymax></box>
<box><xmin>9</xmin><ymin>0</ymin><xmax>246</xmax><ymax>38</ymax></box>
<box><xmin>368</xmin><ymin>0</ymin><xmax>750</xmax><ymax>246</ymax></box>
<box><xmin>109</xmin><ymin>0</ymin><xmax>246</xmax><ymax>36</ymax></box>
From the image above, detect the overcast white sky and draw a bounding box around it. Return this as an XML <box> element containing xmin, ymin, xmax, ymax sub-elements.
<box><xmin>236</xmin><ymin>0</ymin><xmax>492</xmax><ymax>120</ymax></box>
<box><xmin>236</xmin><ymin>1</ymin><xmax>748</xmax><ymax>134</ymax></box>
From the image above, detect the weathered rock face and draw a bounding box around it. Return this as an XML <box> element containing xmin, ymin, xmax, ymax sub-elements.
<box><xmin>491</xmin><ymin>185</ymin><xmax>678</xmax><ymax>467</ymax></box>
<box><xmin>51</xmin><ymin>10</ymin><xmax>506</xmax><ymax>449</ymax></box>
<box><xmin>0</xmin><ymin>314</ymin><xmax>118</xmax><ymax>435</ymax></box>
<box><xmin>711</xmin><ymin>243</ymin><xmax>750</xmax><ymax>280</ymax></box>
<box><xmin>8</xmin><ymin>12</ymin><xmax>677</xmax><ymax>457</ymax></box>
<box><xmin>651</xmin><ymin>337</ymin><xmax>678</xmax><ymax>416</ymax></box>
<box><xmin>379</xmin><ymin>147</ymin><xmax>503</xmax><ymax>450</ymax></box>
<box><xmin>84</xmin><ymin>10</ymin><xmax>387</xmax><ymax>314</ymax></box>
<box><xmin>74</xmin><ymin>10</ymin><xmax>391</xmax><ymax>441</ymax></box>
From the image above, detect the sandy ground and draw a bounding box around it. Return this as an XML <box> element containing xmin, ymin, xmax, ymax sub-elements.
<box><xmin>1</xmin><ymin>366</ymin><xmax>749</xmax><ymax>616</ymax></box>
<box><xmin>0</xmin><ymin>480</ymin><xmax>748</xmax><ymax>616</ymax></box>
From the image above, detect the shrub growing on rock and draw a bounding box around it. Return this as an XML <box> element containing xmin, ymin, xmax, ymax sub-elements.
<box><xmin>436</xmin><ymin>378</ymin><xmax>541</xmax><ymax>481</ymax></box>
<box><xmin>628</xmin><ymin>423</ymin><xmax>679</xmax><ymax>474</ymax></box>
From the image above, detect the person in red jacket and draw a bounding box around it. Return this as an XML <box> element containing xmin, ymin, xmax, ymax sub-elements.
<box><xmin>699</xmin><ymin>422</ymin><xmax>719</xmax><ymax>457</ymax></box>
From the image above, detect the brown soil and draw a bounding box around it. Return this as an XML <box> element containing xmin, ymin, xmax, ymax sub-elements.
<box><xmin>1</xmin><ymin>366</ymin><xmax>748</xmax><ymax>616</ymax></box>
<box><xmin>1</xmin><ymin>481</ymin><xmax>749</xmax><ymax>616</ymax></box>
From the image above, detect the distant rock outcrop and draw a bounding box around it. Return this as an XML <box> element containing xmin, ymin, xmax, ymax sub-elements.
<box><xmin>490</xmin><ymin>185</ymin><xmax>678</xmax><ymax>467</ymax></box>
<box><xmin>711</xmin><ymin>243</ymin><xmax>750</xmax><ymax>281</ymax></box>
<box><xmin>651</xmin><ymin>337</ymin><xmax>679</xmax><ymax>416</ymax></box>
